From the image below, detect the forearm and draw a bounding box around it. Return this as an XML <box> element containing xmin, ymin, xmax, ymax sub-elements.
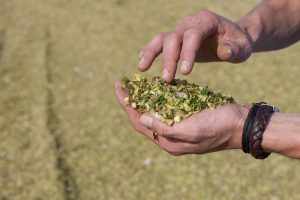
<box><xmin>237</xmin><ymin>0</ymin><xmax>300</xmax><ymax>52</ymax></box>
<box><xmin>232</xmin><ymin>107</ymin><xmax>300</xmax><ymax>159</ymax></box>
<box><xmin>262</xmin><ymin>112</ymin><xmax>300</xmax><ymax>159</ymax></box>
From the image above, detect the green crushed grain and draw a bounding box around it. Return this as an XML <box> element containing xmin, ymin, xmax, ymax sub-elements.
<box><xmin>122</xmin><ymin>74</ymin><xmax>235</xmax><ymax>125</ymax></box>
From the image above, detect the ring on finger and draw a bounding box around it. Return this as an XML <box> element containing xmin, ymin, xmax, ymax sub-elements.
<box><xmin>152</xmin><ymin>130</ymin><xmax>159</xmax><ymax>141</ymax></box>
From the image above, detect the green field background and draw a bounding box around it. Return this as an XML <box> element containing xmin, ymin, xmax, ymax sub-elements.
<box><xmin>1</xmin><ymin>0</ymin><xmax>300</xmax><ymax>199</ymax></box>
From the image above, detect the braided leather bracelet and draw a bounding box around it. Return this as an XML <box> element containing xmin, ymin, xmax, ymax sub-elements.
<box><xmin>242</xmin><ymin>102</ymin><xmax>279</xmax><ymax>159</ymax></box>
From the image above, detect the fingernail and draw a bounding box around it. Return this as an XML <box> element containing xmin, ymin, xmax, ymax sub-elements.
<box><xmin>162</xmin><ymin>68</ymin><xmax>169</xmax><ymax>80</ymax></box>
<box><xmin>227</xmin><ymin>47</ymin><xmax>232</xmax><ymax>58</ymax></box>
<box><xmin>180</xmin><ymin>60</ymin><xmax>188</xmax><ymax>73</ymax></box>
<box><xmin>139</xmin><ymin>50</ymin><xmax>144</xmax><ymax>59</ymax></box>
<box><xmin>139</xmin><ymin>57</ymin><xmax>145</xmax><ymax>66</ymax></box>
<box><xmin>140</xmin><ymin>115</ymin><xmax>153</xmax><ymax>128</ymax></box>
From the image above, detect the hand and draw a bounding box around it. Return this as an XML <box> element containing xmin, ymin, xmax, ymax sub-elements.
<box><xmin>115</xmin><ymin>80</ymin><xmax>249</xmax><ymax>155</ymax></box>
<box><xmin>138</xmin><ymin>10</ymin><xmax>253</xmax><ymax>82</ymax></box>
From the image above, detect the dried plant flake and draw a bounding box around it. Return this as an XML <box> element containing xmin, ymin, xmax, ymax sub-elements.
<box><xmin>122</xmin><ymin>74</ymin><xmax>235</xmax><ymax>125</ymax></box>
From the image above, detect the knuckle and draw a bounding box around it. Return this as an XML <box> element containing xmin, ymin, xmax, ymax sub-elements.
<box><xmin>143</xmin><ymin>46</ymin><xmax>158</xmax><ymax>56</ymax></box>
<box><xmin>198</xmin><ymin>9</ymin><xmax>213</xmax><ymax>17</ymax></box>
<box><xmin>143</xmin><ymin>32</ymin><xmax>165</xmax><ymax>53</ymax></box>
<box><xmin>142</xmin><ymin>48</ymin><xmax>155</xmax><ymax>57</ymax></box>
<box><xmin>155</xmin><ymin>32</ymin><xmax>165</xmax><ymax>40</ymax></box>
<box><xmin>150</xmin><ymin>32</ymin><xmax>165</xmax><ymax>46</ymax></box>
<box><xmin>184</xmin><ymin>28</ymin><xmax>199</xmax><ymax>39</ymax></box>
<box><xmin>141</xmin><ymin>46</ymin><xmax>150</xmax><ymax>53</ymax></box>
<box><xmin>198</xmin><ymin>9</ymin><xmax>218</xmax><ymax>22</ymax></box>
<box><xmin>182</xmin><ymin>13</ymin><xmax>195</xmax><ymax>21</ymax></box>
<box><xmin>241</xmin><ymin>36</ymin><xmax>251</xmax><ymax>46</ymax></box>
<box><xmin>143</xmin><ymin>43</ymin><xmax>154</xmax><ymax>51</ymax></box>
<box><xmin>180</xmin><ymin>52</ymin><xmax>194</xmax><ymax>61</ymax></box>
<box><xmin>180</xmin><ymin>48</ymin><xmax>196</xmax><ymax>60</ymax></box>
<box><xmin>165</xmin><ymin>31</ymin><xmax>180</xmax><ymax>41</ymax></box>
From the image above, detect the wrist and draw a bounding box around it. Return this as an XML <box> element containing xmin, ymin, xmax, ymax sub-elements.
<box><xmin>234</xmin><ymin>106</ymin><xmax>300</xmax><ymax>159</ymax></box>
<box><xmin>227</xmin><ymin>104</ymin><xmax>250</xmax><ymax>150</ymax></box>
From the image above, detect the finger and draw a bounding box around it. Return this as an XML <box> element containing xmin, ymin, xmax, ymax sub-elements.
<box><xmin>162</xmin><ymin>31</ymin><xmax>182</xmax><ymax>83</ymax></box>
<box><xmin>115</xmin><ymin>81</ymin><xmax>200</xmax><ymax>153</ymax></box>
<box><xmin>138</xmin><ymin>33</ymin><xmax>164</xmax><ymax>72</ymax></box>
<box><xmin>140</xmin><ymin>113</ymin><xmax>173</xmax><ymax>135</ymax></box>
<box><xmin>139</xmin><ymin>113</ymin><xmax>204</xmax><ymax>155</ymax></box>
<box><xmin>115</xmin><ymin>81</ymin><xmax>147</xmax><ymax>129</ymax></box>
<box><xmin>217</xmin><ymin>42</ymin><xmax>234</xmax><ymax>61</ymax></box>
<box><xmin>217</xmin><ymin>42</ymin><xmax>251</xmax><ymax>63</ymax></box>
<box><xmin>179</xmin><ymin>29</ymin><xmax>202</xmax><ymax>75</ymax></box>
<box><xmin>114</xmin><ymin>80</ymin><xmax>199</xmax><ymax>155</ymax></box>
<box><xmin>114</xmin><ymin>80</ymin><xmax>130</xmax><ymax>110</ymax></box>
<box><xmin>115</xmin><ymin>80</ymin><xmax>170</xmax><ymax>143</ymax></box>
<box><xmin>163</xmin><ymin>137</ymin><xmax>201</xmax><ymax>155</ymax></box>
<box><xmin>139</xmin><ymin>113</ymin><xmax>193</xmax><ymax>142</ymax></box>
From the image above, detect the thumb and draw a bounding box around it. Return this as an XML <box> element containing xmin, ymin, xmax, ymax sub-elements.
<box><xmin>217</xmin><ymin>43</ymin><xmax>234</xmax><ymax>61</ymax></box>
<box><xmin>140</xmin><ymin>113</ymin><xmax>174</xmax><ymax>137</ymax></box>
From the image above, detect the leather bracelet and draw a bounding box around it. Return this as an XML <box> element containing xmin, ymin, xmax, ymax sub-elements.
<box><xmin>242</xmin><ymin>103</ymin><xmax>260</xmax><ymax>153</ymax></box>
<box><xmin>242</xmin><ymin>102</ymin><xmax>279</xmax><ymax>159</ymax></box>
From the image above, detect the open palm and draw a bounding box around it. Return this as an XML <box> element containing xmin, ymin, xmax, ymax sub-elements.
<box><xmin>115</xmin><ymin>80</ymin><xmax>248</xmax><ymax>155</ymax></box>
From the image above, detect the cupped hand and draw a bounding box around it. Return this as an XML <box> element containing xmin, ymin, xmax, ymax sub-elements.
<box><xmin>115</xmin><ymin>80</ymin><xmax>249</xmax><ymax>155</ymax></box>
<box><xmin>138</xmin><ymin>10</ymin><xmax>253</xmax><ymax>83</ymax></box>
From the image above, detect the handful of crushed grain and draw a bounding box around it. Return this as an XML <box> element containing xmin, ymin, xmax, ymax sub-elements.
<box><xmin>121</xmin><ymin>74</ymin><xmax>235</xmax><ymax>125</ymax></box>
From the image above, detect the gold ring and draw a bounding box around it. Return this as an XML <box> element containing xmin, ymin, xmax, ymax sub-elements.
<box><xmin>152</xmin><ymin>131</ymin><xmax>158</xmax><ymax>141</ymax></box>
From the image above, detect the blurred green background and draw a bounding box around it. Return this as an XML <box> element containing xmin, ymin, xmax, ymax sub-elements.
<box><xmin>0</xmin><ymin>0</ymin><xmax>300</xmax><ymax>199</ymax></box>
